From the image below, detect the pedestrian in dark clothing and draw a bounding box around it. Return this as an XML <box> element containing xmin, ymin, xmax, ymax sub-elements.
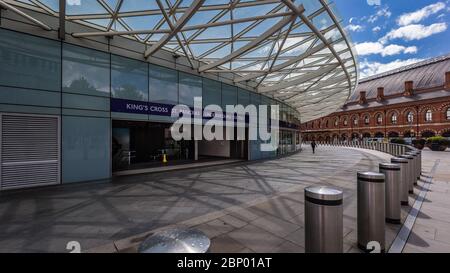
<box><xmin>311</xmin><ymin>140</ymin><xmax>317</xmax><ymax>154</ymax></box>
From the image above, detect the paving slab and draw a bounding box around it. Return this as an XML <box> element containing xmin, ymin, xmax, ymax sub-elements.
<box><xmin>0</xmin><ymin>145</ymin><xmax>437</xmax><ymax>253</ymax></box>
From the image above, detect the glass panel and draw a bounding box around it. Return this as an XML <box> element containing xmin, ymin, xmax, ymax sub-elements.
<box><xmin>250</xmin><ymin>92</ymin><xmax>260</xmax><ymax>106</ymax></box>
<box><xmin>221</xmin><ymin>84</ymin><xmax>237</xmax><ymax>109</ymax></box>
<box><xmin>179</xmin><ymin>72</ymin><xmax>202</xmax><ymax>107</ymax></box>
<box><xmin>238</xmin><ymin>88</ymin><xmax>250</xmax><ymax>106</ymax></box>
<box><xmin>149</xmin><ymin>64</ymin><xmax>178</xmax><ymax>105</ymax></box>
<box><xmin>111</xmin><ymin>55</ymin><xmax>148</xmax><ymax>101</ymax></box>
<box><xmin>62</xmin><ymin>116</ymin><xmax>110</xmax><ymax>183</ymax></box>
<box><xmin>0</xmin><ymin>29</ymin><xmax>61</xmax><ymax>91</ymax></box>
<box><xmin>63</xmin><ymin>44</ymin><xmax>110</xmax><ymax>96</ymax></box>
<box><xmin>202</xmin><ymin>78</ymin><xmax>221</xmax><ymax>107</ymax></box>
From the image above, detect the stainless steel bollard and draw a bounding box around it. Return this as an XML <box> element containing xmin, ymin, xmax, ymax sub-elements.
<box><xmin>305</xmin><ymin>186</ymin><xmax>343</xmax><ymax>253</ymax></box>
<box><xmin>406</xmin><ymin>151</ymin><xmax>418</xmax><ymax>186</ymax></box>
<box><xmin>391</xmin><ymin>157</ymin><xmax>410</xmax><ymax>206</ymax></box>
<box><xmin>138</xmin><ymin>227</ymin><xmax>210</xmax><ymax>253</ymax></box>
<box><xmin>399</xmin><ymin>154</ymin><xmax>414</xmax><ymax>194</ymax></box>
<box><xmin>379</xmin><ymin>163</ymin><xmax>401</xmax><ymax>224</ymax></box>
<box><xmin>417</xmin><ymin>150</ymin><xmax>422</xmax><ymax>177</ymax></box>
<box><xmin>357</xmin><ymin>172</ymin><xmax>386</xmax><ymax>252</ymax></box>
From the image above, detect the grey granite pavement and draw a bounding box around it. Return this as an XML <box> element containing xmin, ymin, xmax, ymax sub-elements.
<box><xmin>0</xmin><ymin>145</ymin><xmax>438</xmax><ymax>253</ymax></box>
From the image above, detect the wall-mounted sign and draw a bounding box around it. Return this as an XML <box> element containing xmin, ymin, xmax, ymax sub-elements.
<box><xmin>110</xmin><ymin>98</ymin><xmax>299</xmax><ymax>130</ymax></box>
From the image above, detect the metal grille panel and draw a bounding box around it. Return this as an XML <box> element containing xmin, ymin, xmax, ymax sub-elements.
<box><xmin>1</xmin><ymin>114</ymin><xmax>60</xmax><ymax>190</ymax></box>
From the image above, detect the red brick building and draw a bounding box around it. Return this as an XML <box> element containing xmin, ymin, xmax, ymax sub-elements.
<box><xmin>301</xmin><ymin>54</ymin><xmax>450</xmax><ymax>142</ymax></box>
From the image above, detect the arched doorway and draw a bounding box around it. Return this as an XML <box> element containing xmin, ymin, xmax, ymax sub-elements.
<box><xmin>388</xmin><ymin>131</ymin><xmax>399</xmax><ymax>138</ymax></box>
<box><xmin>341</xmin><ymin>134</ymin><xmax>348</xmax><ymax>141</ymax></box>
<box><xmin>351</xmin><ymin>133</ymin><xmax>359</xmax><ymax>140</ymax></box>
<box><xmin>362</xmin><ymin>132</ymin><xmax>371</xmax><ymax>139</ymax></box>
<box><xmin>421</xmin><ymin>130</ymin><xmax>436</xmax><ymax>138</ymax></box>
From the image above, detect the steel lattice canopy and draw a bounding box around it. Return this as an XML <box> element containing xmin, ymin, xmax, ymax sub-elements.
<box><xmin>3</xmin><ymin>0</ymin><xmax>359</xmax><ymax>122</ymax></box>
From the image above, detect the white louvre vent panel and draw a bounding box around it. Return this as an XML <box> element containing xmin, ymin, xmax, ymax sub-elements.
<box><xmin>1</xmin><ymin>114</ymin><xmax>60</xmax><ymax>190</ymax></box>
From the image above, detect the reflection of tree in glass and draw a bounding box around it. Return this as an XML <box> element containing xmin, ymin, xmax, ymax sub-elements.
<box><xmin>65</xmin><ymin>76</ymin><xmax>98</xmax><ymax>93</ymax></box>
<box><xmin>113</xmin><ymin>83</ymin><xmax>145</xmax><ymax>101</ymax></box>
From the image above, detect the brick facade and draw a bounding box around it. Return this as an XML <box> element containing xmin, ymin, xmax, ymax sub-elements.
<box><xmin>301</xmin><ymin>57</ymin><xmax>450</xmax><ymax>142</ymax></box>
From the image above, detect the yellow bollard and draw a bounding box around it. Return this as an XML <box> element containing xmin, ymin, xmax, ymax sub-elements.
<box><xmin>162</xmin><ymin>153</ymin><xmax>168</xmax><ymax>164</ymax></box>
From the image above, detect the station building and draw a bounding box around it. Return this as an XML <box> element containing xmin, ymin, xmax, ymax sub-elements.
<box><xmin>302</xmin><ymin>55</ymin><xmax>450</xmax><ymax>142</ymax></box>
<box><xmin>0</xmin><ymin>0</ymin><xmax>357</xmax><ymax>190</ymax></box>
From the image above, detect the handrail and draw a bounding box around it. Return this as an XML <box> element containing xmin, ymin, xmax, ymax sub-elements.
<box><xmin>303</xmin><ymin>140</ymin><xmax>418</xmax><ymax>156</ymax></box>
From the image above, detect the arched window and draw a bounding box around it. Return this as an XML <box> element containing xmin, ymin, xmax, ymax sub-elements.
<box><xmin>376</xmin><ymin>114</ymin><xmax>383</xmax><ymax>125</ymax></box>
<box><xmin>425</xmin><ymin>110</ymin><xmax>432</xmax><ymax>122</ymax></box>
<box><xmin>407</xmin><ymin>112</ymin><xmax>414</xmax><ymax>123</ymax></box>
<box><xmin>447</xmin><ymin>108</ymin><xmax>450</xmax><ymax>120</ymax></box>
<box><xmin>343</xmin><ymin>118</ymin><xmax>348</xmax><ymax>126</ymax></box>
<box><xmin>391</xmin><ymin>113</ymin><xmax>397</xmax><ymax>124</ymax></box>
<box><xmin>364</xmin><ymin>115</ymin><xmax>370</xmax><ymax>125</ymax></box>
<box><xmin>353</xmin><ymin>117</ymin><xmax>358</xmax><ymax>126</ymax></box>
<box><xmin>334</xmin><ymin>118</ymin><xmax>339</xmax><ymax>127</ymax></box>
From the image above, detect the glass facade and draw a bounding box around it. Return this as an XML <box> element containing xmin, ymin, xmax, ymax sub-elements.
<box><xmin>62</xmin><ymin>44</ymin><xmax>110</xmax><ymax>96</ymax></box>
<box><xmin>179</xmin><ymin>72</ymin><xmax>202</xmax><ymax>107</ymax></box>
<box><xmin>111</xmin><ymin>54</ymin><xmax>148</xmax><ymax>101</ymax></box>
<box><xmin>149</xmin><ymin>64</ymin><xmax>178</xmax><ymax>105</ymax></box>
<box><xmin>0</xmin><ymin>28</ymin><xmax>301</xmax><ymax>185</ymax></box>
<box><xmin>0</xmin><ymin>28</ymin><xmax>61</xmax><ymax>92</ymax></box>
<box><xmin>202</xmin><ymin>78</ymin><xmax>222</xmax><ymax>107</ymax></box>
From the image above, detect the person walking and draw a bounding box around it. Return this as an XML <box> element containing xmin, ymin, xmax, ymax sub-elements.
<box><xmin>311</xmin><ymin>140</ymin><xmax>317</xmax><ymax>154</ymax></box>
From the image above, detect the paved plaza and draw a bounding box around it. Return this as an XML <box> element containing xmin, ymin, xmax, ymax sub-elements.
<box><xmin>0</xmin><ymin>145</ymin><xmax>449</xmax><ymax>253</ymax></box>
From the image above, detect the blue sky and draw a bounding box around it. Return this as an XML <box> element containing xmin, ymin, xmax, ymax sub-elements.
<box><xmin>334</xmin><ymin>0</ymin><xmax>450</xmax><ymax>78</ymax></box>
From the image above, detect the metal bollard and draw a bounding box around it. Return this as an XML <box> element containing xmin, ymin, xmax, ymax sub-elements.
<box><xmin>357</xmin><ymin>172</ymin><xmax>386</xmax><ymax>252</ymax></box>
<box><xmin>391</xmin><ymin>157</ymin><xmax>410</xmax><ymax>206</ymax></box>
<box><xmin>379</xmin><ymin>163</ymin><xmax>401</xmax><ymax>224</ymax></box>
<box><xmin>417</xmin><ymin>150</ymin><xmax>422</xmax><ymax>177</ymax></box>
<box><xmin>411</xmin><ymin>150</ymin><xmax>421</xmax><ymax>179</ymax></box>
<box><xmin>399</xmin><ymin>154</ymin><xmax>414</xmax><ymax>194</ymax></box>
<box><xmin>305</xmin><ymin>186</ymin><xmax>343</xmax><ymax>253</ymax></box>
<box><xmin>406</xmin><ymin>151</ymin><xmax>418</xmax><ymax>186</ymax></box>
<box><xmin>138</xmin><ymin>227</ymin><xmax>210</xmax><ymax>253</ymax></box>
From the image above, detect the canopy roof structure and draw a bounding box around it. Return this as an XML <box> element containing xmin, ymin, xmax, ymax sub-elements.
<box><xmin>2</xmin><ymin>0</ymin><xmax>359</xmax><ymax>122</ymax></box>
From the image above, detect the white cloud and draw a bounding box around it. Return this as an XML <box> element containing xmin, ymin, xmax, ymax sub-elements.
<box><xmin>67</xmin><ymin>0</ymin><xmax>81</xmax><ymax>5</ymax></box>
<box><xmin>359</xmin><ymin>58</ymin><xmax>425</xmax><ymax>78</ymax></box>
<box><xmin>367</xmin><ymin>0</ymin><xmax>381</xmax><ymax>6</ymax></box>
<box><xmin>372</xmin><ymin>26</ymin><xmax>381</xmax><ymax>32</ymax></box>
<box><xmin>368</xmin><ymin>7</ymin><xmax>392</xmax><ymax>23</ymax></box>
<box><xmin>404</xmin><ymin>46</ymin><xmax>418</xmax><ymax>54</ymax></box>
<box><xmin>346</xmin><ymin>24</ymin><xmax>364</xmax><ymax>32</ymax></box>
<box><xmin>381</xmin><ymin>23</ymin><xmax>447</xmax><ymax>43</ymax></box>
<box><xmin>397</xmin><ymin>2</ymin><xmax>446</xmax><ymax>26</ymax></box>
<box><xmin>355</xmin><ymin>42</ymin><xmax>418</xmax><ymax>57</ymax></box>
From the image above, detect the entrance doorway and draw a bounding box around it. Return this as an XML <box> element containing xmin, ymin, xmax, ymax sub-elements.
<box><xmin>112</xmin><ymin>120</ymin><xmax>195</xmax><ymax>172</ymax></box>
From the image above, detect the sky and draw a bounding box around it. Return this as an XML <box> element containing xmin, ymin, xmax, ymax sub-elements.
<box><xmin>334</xmin><ymin>0</ymin><xmax>450</xmax><ymax>79</ymax></box>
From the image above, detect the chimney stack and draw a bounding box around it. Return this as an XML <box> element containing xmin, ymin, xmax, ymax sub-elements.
<box><xmin>377</xmin><ymin>87</ymin><xmax>385</xmax><ymax>101</ymax></box>
<box><xmin>359</xmin><ymin>91</ymin><xmax>367</xmax><ymax>104</ymax></box>
<box><xmin>404</xmin><ymin>81</ymin><xmax>414</xmax><ymax>97</ymax></box>
<box><xmin>445</xmin><ymin>71</ymin><xmax>450</xmax><ymax>91</ymax></box>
